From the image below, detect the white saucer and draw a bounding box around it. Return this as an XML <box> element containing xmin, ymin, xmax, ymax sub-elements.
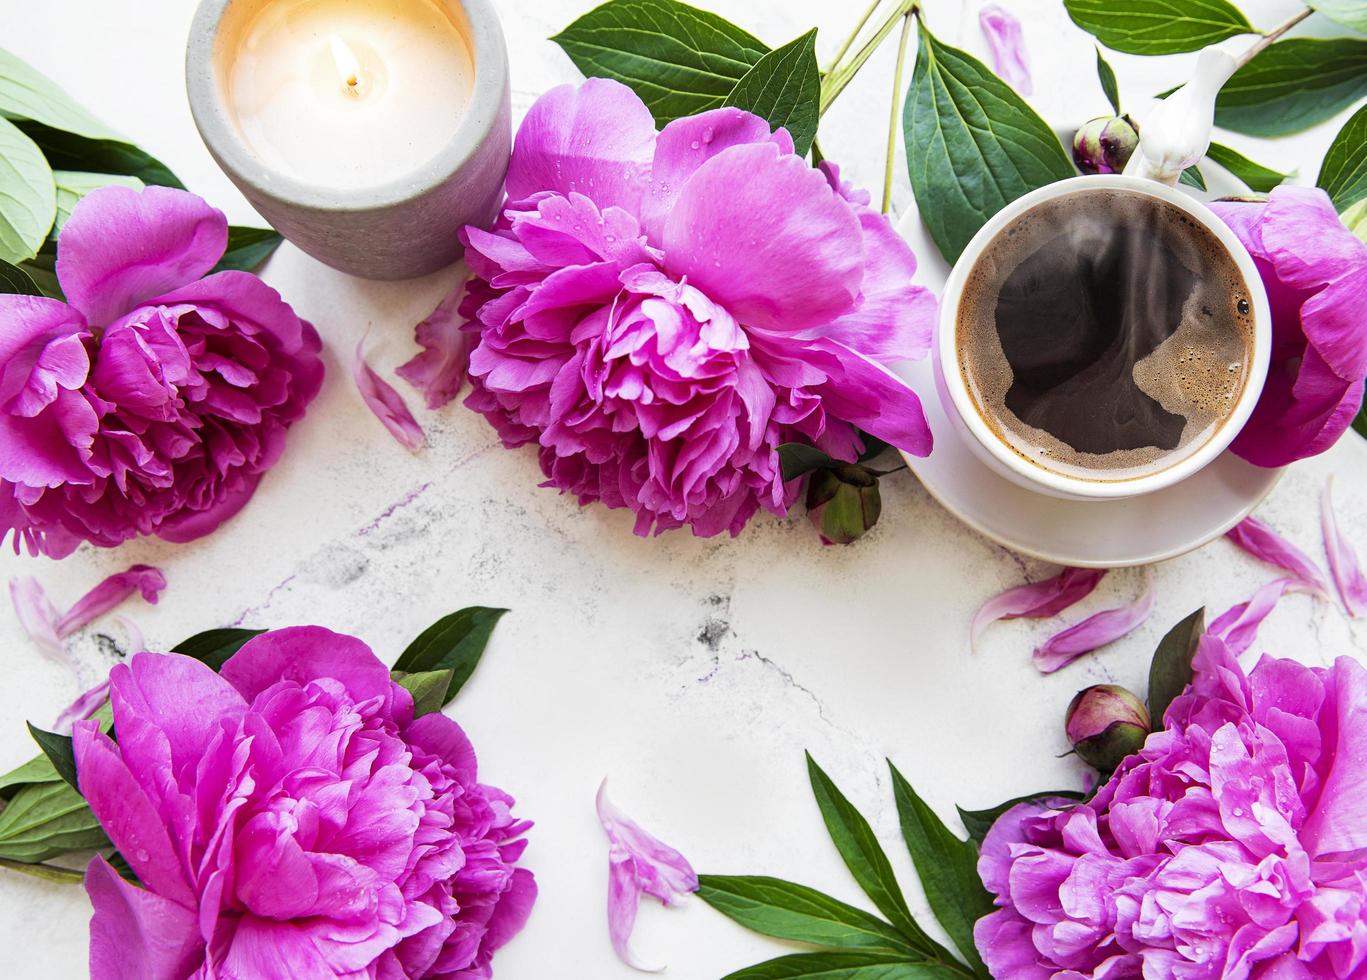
<box><xmin>891</xmin><ymin>213</ymin><xmax>1282</xmax><ymax>568</ymax></box>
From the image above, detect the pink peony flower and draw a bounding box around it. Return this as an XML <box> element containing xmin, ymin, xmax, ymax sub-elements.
<box><xmin>74</xmin><ymin>627</ymin><xmax>535</xmax><ymax>979</ymax></box>
<box><xmin>1211</xmin><ymin>187</ymin><xmax>1367</xmax><ymax>468</ymax></box>
<box><xmin>0</xmin><ymin>186</ymin><xmax>324</xmax><ymax>558</ymax></box>
<box><xmin>975</xmin><ymin>593</ymin><xmax>1367</xmax><ymax>977</ymax></box>
<box><xmin>405</xmin><ymin>78</ymin><xmax>935</xmax><ymax>537</ymax></box>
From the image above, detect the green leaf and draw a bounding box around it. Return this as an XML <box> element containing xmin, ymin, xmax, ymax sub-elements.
<box><xmin>26</xmin><ymin>725</ymin><xmax>78</xmax><ymax>795</ymax></box>
<box><xmin>0</xmin><ymin>257</ymin><xmax>38</xmax><ymax>295</ymax></box>
<box><xmin>0</xmin><ymin>856</ymin><xmax>85</xmax><ymax>884</ymax></box>
<box><xmin>18</xmin><ymin>258</ymin><xmax>61</xmax><ymax>298</ymax></box>
<box><xmin>955</xmin><ymin>791</ymin><xmax>1085</xmax><ymax>845</ymax></box>
<box><xmin>888</xmin><ymin>764</ymin><xmax>991</xmax><ymax>976</ymax></box>
<box><xmin>779</xmin><ymin>443</ymin><xmax>836</xmax><ymax>482</ymax></box>
<box><xmin>722</xmin><ymin>29</ymin><xmax>820</xmax><ymax>157</ymax></box>
<box><xmin>1317</xmin><ymin>103</ymin><xmax>1367</xmax><ymax>214</ymax></box>
<box><xmin>1147</xmin><ymin>607</ymin><xmax>1205</xmax><ymax>727</ymax></box>
<box><xmin>1343</xmin><ymin>197</ymin><xmax>1367</xmax><ymax>246</ymax></box>
<box><xmin>1205</xmin><ymin>142</ymin><xmax>1289</xmax><ymax>193</ymax></box>
<box><xmin>723</xmin><ymin>951</ymin><xmax>967</xmax><ymax>980</ymax></box>
<box><xmin>0</xmin><ymin>48</ymin><xmax>120</xmax><ymax>140</ymax></box>
<box><xmin>858</xmin><ymin>434</ymin><xmax>891</xmax><ymax>464</ymax></box>
<box><xmin>1309</xmin><ymin>0</ymin><xmax>1367</xmax><ymax>34</ymax></box>
<box><xmin>1095</xmin><ymin>47</ymin><xmax>1121</xmax><ymax>115</ymax></box>
<box><xmin>393</xmin><ymin>668</ymin><xmax>456</xmax><ymax>718</ymax></box>
<box><xmin>172</xmin><ymin>627</ymin><xmax>266</xmax><ymax>672</ymax></box>
<box><xmin>551</xmin><ymin>0</ymin><xmax>768</xmax><ymax>126</ymax></box>
<box><xmin>106</xmin><ymin>850</ymin><xmax>140</xmax><ymax>884</ymax></box>
<box><xmin>16</xmin><ymin>120</ymin><xmax>184</xmax><ymax>188</ymax></box>
<box><xmin>1178</xmin><ymin>165</ymin><xmax>1206</xmax><ymax>191</ymax></box>
<box><xmin>213</xmin><ymin>226</ymin><xmax>284</xmax><ymax>273</ymax></box>
<box><xmin>697</xmin><ymin>875</ymin><xmax>917</xmax><ymax>954</ymax></box>
<box><xmin>392</xmin><ymin>607</ymin><xmax>509</xmax><ymax>704</ymax></box>
<box><xmin>1064</xmin><ymin>0</ymin><xmax>1254</xmax><ymax>55</ymax></box>
<box><xmin>52</xmin><ymin>170</ymin><xmax>143</xmax><ymax>234</ymax></box>
<box><xmin>0</xmin><ymin>781</ymin><xmax>107</xmax><ymax>863</ymax></box>
<box><xmin>1354</xmin><ymin>391</ymin><xmax>1367</xmax><ymax>439</ymax></box>
<box><xmin>0</xmin><ymin>114</ymin><xmax>55</xmax><ymax>262</ymax></box>
<box><xmin>904</xmin><ymin>19</ymin><xmax>1075</xmax><ymax>264</ymax></box>
<box><xmin>1212</xmin><ymin>38</ymin><xmax>1367</xmax><ymax>137</ymax></box>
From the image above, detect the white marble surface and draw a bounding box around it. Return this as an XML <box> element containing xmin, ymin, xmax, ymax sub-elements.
<box><xmin>1</xmin><ymin>1</ymin><xmax>1363</xmax><ymax>977</ymax></box>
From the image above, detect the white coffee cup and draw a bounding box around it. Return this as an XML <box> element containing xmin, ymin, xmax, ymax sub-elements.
<box><xmin>935</xmin><ymin>174</ymin><xmax>1271</xmax><ymax>501</ymax></box>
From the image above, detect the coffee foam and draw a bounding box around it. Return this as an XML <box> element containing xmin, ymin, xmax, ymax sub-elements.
<box><xmin>956</xmin><ymin>189</ymin><xmax>1254</xmax><ymax>483</ymax></box>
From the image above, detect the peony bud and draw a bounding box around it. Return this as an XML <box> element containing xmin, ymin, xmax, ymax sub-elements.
<box><xmin>1065</xmin><ymin>684</ymin><xmax>1151</xmax><ymax>772</ymax></box>
<box><xmin>806</xmin><ymin>465</ymin><xmax>882</xmax><ymax>545</ymax></box>
<box><xmin>1072</xmin><ymin>115</ymin><xmax>1140</xmax><ymax>175</ymax></box>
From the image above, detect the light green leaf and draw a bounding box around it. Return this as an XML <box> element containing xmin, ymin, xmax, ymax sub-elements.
<box><xmin>0</xmin><ymin>781</ymin><xmax>107</xmax><ymax>864</ymax></box>
<box><xmin>551</xmin><ymin>0</ymin><xmax>768</xmax><ymax>126</ymax></box>
<box><xmin>393</xmin><ymin>668</ymin><xmax>456</xmax><ymax>718</ymax></box>
<box><xmin>213</xmin><ymin>226</ymin><xmax>284</xmax><ymax>273</ymax></box>
<box><xmin>723</xmin><ymin>951</ymin><xmax>967</xmax><ymax>980</ymax></box>
<box><xmin>1064</xmin><ymin>0</ymin><xmax>1254</xmax><ymax>55</ymax></box>
<box><xmin>0</xmin><ymin>114</ymin><xmax>55</xmax><ymax>262</ymax></box>
<box><xmin>904</xmin><ymin>19</ymin><xmax>1075</xmax><ymax>264</ymax></box>
<box><xmin>1342</xmin><ymin>197</ymin><xmax>1367</xmax><ymax>245</ymax></box>
<box><xmin>1205</xmin><ymin>142</ymin><xmax>1289</xmax><ymax>193</ymax></box>
<box><xmin>1317</xmin><ymin>103</ymin><xmax>1367</xmax><ymax>214</ymax></box>
<box><xmin>0</xmin><ymin>48</ymin><xmax>119</xmax><ymax>140</ymax></box>
<box><xmin>1309</xmin><ymin>0</ymin><xmax>1367</xmax><ymax>34</ymax></box>
<box><xmin>0</xmin><ymin>257</ymin><xmax>39</xmax><ymax>295</ymax></box>
<box><xmin>723</xmin><ymin>29</ymin><xmax>820</xmax><ymax>157</ymax></box>
<box><xmin>1178</xmin><ymin>165</ymin><xmax>1206</xmax><ymax>190</ymax></box>
<box><xmin>0</xmin><ymin>856</ymin><xmax>85</xmax><ymax>884</ymax></box>
<box><xmin>173</xmin><ymin>628</ymin><xmax>266</xmax><ymax>672</ymax></box>
<box><xmin>0</xmin><ymin>751</ymin><xmax>61</xmax><ymax>799</ymax></box>
<box><xmin>697</xmin><ymin>875</ymin><xmax>917</xmax><ymax>954</ymax></box>
<box><xmin>1095</xmin><ymin>47</ymin><xmax>1121</xmax><ymax>115</ymax></box>
<box><xmin>1213</xmin><ymin>38</ymin><xmax>1367</xmax><ymax>137</ymax></box>
<box><xmin>17</xmin><ymin>120</ymin><xmax>183</xmax><ymax>188</ymax></box>
<box><xmin>52</xmin><ymin>170</ymin><xmax>143</xmax><ymax>234</ymax></box>
<box><xmin>392</xmin><ymin>607</ymin><xmax>509</xmax><ymax>704</ymax></box>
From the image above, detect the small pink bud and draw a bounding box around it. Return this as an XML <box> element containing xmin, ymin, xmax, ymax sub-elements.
<box><xmin>1065</xmin><ymin>684</ymin><xmax>1151</xmax><ymax>773</ymax></box>
<box><xmin>1072</xmin><ymin>115</ymin><xmax>1139</xmax><ymax>175</ymax></box>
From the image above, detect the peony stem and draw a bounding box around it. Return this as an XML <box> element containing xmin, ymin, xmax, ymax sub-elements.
<box><xmin>881</xmin><ymin>11</ymin><xmax>914</xmax><ymax>214</ymax></box>
<box><xmin>1235</xmin><ymin>4</ymin><xmax>1312</xmax><ymax>70</ymax></box>
<box><xmin>826</xmin><ymin>0</ymin><xmax>885</xmax><ymax>75</ymax></box>
<box><xmin>820</xmin><ymin>0</ymin><xmax>919</xmax><ymax>116</ymax></box>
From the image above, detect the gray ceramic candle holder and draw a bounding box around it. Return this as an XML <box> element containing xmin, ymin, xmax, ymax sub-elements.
<box><xmin>185</xmin><ymin>0</ymin><xmax>510</xmax><ymax>281</ymax></box>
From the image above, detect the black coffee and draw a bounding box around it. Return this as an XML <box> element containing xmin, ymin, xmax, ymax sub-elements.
<box><xmin>957</xmin><ymin>189</ymin><xmax>1254</xmax><ymax>482</ymax></box>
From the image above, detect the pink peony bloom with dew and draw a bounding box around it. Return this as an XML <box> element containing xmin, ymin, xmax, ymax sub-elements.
<box><xmin>1211</xmin><ymin>187</ymin><xmax>1367</xmax><ymax>468</ymax></box>
<box><xmin>403</xmin><ymin>79</ymin><xmax>936</xmax><ymax>538</ymax></box>
<box><xmin>0</xmin><ymin>186</ymin><xmax>323</xmax><ymax>558</ymax></box>
<box><xmin>74</xmin><ymin>627</ymin><xmax>535</xmax><ymax>979</ymax></box>
<box><xmin>975</xmin><ymin>585</ymin><xmax>1367</xmax><ymax>978</ymax></box>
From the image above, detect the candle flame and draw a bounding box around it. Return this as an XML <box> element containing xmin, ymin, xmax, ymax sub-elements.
<box><xmin>329</xmin><ymin>35</ymin><xmax>363</xmax><ymax>94</ymax></box>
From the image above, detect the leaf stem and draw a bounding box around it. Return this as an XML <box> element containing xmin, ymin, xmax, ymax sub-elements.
<box><xmin>882</xmin><ymin>12</ymin><xmax>915</xmax><ymax>213</ymax></box>
<box><xmin>826</xmin><ymin>0</ymin><xmax>885</xmax><ymax>75</ymax></box>
<box><xmin>820</xmin><ymin>0</ymin><xmax>919</xmax><ymax>116</ymax></box>
<box><xmin>1235</xmin><ymin>4</ymin><xmax>1312</xmax><ymax>70</ymax></box>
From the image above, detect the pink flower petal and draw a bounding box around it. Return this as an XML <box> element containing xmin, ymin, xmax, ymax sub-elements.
<box><xmin>971</xmin><ymin>567</ymin><xmax>1108</xmax><ymax>650</ymax></box>
<box><xmin>596</xmin><ymin>780</ymin><xmax>697</xmax><ymax>972</ymax></box>
<box><xmin>9</xmin><ymin>576</ymin><xmax>64</xmax><ymax>662</ymax></box>
<box><xmin>56</xmin><ymin>564</ymin><xmax>166</xmax><ymax>637</ymax></box>
<box><xmin>85</xmin><ymin>854</ymin><xmax>203</xmax><ymax>980</ymax></box>
<box><xmin>396</xmin><ymin>286</ymin><xmax>473</xmax><ymax>410</ymax></box>
<box><xmin>1226</xmin><ymin>516</ymin><xmax>1332</xmax><ymax>599</ymax></box>
<box><xmin>53</xmin><ymin>678</ymin><xmax>110</xmax><ymax>735</ymax></box>
<box><xmin>979</xmin><ymin>4</ymin><xmax>1033</xmax><ymax>96</ymax></box>
<box><xmin>1033</xmin><ymin>573</ymin><xmax>1156</xmax><ymax>673</ymax></box>
<box><xmin>1208</xmin><ymin>577</ymin><xmax>1305</xmax><ymax>655</ymax></box>
<box><xmin>353</xmin><ymin>336</ymin><xmax>425</xmax><ymax>451</ymax></box>
<box><xmin>1321</xmin><ymin>477</ymin><xmax>1367</xmax><ymax>617</ymax></box>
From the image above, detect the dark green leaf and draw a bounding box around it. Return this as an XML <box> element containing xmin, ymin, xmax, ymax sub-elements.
<box><xmin>1205</xmin><ymin>142</ymin><xmax>1288</xmax><ymax>193</ymax></box>
<box><xmin>1178</xmin><ymin>165</ymin><xmax>1206</xmax><ymax>191</ymax></box>
<box><xmin>723</xmin><ymin>29</ymin><xmax>820</xmax><ymax>157</ymax></box>
<box><xmin>0</xmin><ymin>856</ymin><xmax>85</xmax><ymax>884</ymax></box>
<box><xmin>1354</xmin><ymin>395</ymin><xmax>1367</xmax><ymax>439</ymax></box>
<box><xmin>904</xmin><ymin>19</ymin><xmax>1075</xmax><ymax>264</ymax></box>
<box><xmin>172</xmin><ymin>628</ymin><xmax>265</xmax><ymax>672</ymax></box>
<box><xmin>16</xmin><ymin>120</ymin><xmax>184</xmax><ymax>187</ymax></box>
<box><xmin>213</xmin><ymin>226</ymin><xmax>284</xmax><ymax>273</ymax></box>
<box><xmin>393</xmin><ymin>668</ymin><xmax>456</xmax><ymax>718</ymax></box>
<box><xmin>955</xmin><ymin>791</ymin><xmax>1085</xmax><ymax>845</ymax></box>
<box><xmin>0</xmin><ymin>48</ymin><xmax>120</xmax><ymax>140</ymax></box>
<box><xmin>1064</xmin><ymin>0</ymin><xmax>1254</xmax><ymax>55</ymax></box>
<box><xmin>1147</xmin><ymin>607</ymin><xmax>1205</xmax><ymax>727</ymax></box>
<box><xmin>0</xmin><ymin>257</ymin><xmax>38</xmax><ymax>295</ymax></box>
<box><xmin>858</xmin><ymin>434</ymin><xmax>891</xmax><ymax>464</ymax></box>
<box><xmin>1212</xmin><ymin>38</ymin><xmax>1367</xmax><ymax>137</ymax></box>
<box><xmin>723</xmin><ymin>951</ymin><xmax>966</xmax><ymax>980</ymax></box>
<box><xmin>697</xmin><ymin>875</ymin><xmax>916</xmax><ymax>954</ymax></box>
<box><xmin>0</xmin><ymin>781</ymin><xmax>107</xmax><ymax>863</ymax></box>
<box><xmin>551</xmin><ymin>0</ymin><xmax>768</xmax><ymax>126</ymax></box>
<box><xmin>1317</xmin><ymin>103</ymin><xmax>1367</xmax><ymax>214</ymax></box>
<box><xmin>1095</xmin><ymin>47</ymin><xmax>1121</xmax><ymax>115</ymax></box>
<box><xmin>1309</xmin><ymin>0</ymin><xmax>1367</xmax><ymax>33</ymax></box>
<box><xmin>106</xmin><ymin>850</ymin><xmax>140</xmax><ymax>884</ymax></box>
<box><xmin>888</xmin><ymin>764</ymin><xmax>991</xmax><ymax>976</ymax></box>
<box><xmin>0</xmin><ymin>114</ymin><xmax>56</xmax><ymax>262</ymax></box>
<box><xmin>17</xmin><ymin>258</ymin><xmax>60</xmax><ymax>298</ymax></box>
<box><xmin>26</xmin><ymin>724</ymin><xmax>78</xmax><ymax>795</ymax></box>
<box><xmin>392</xmin><ymin>607</ymin><xmax>509</xmax><ymax>704</ymax></box>
<box><xmin>779</xmin><ymin>443</ymin><xmax>836</xmax><ymax>482</ymax></box>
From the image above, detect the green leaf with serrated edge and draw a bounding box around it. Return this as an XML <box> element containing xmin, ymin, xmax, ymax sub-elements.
<box><xmin>697</xmin><ymin>875</ymin><xmax>917</xmax><ymax>954</ymax></box>
<box><xmin>16</xmin><ymin>121</ymin><xmax>183</xmax><ymax>188</ymax></box>
<box><xmin>904</xmin><ymin>19</ymin><xmax>1075</xmax><ymax>265</ymax></box>
<box><xmin>955</xmin><ymin>791</ymin><xmax>1085</xmax><ymax>845</ymax></box>
<box><xmin>0</xmin><ymin>856</ymin><xmax>85</xmax><ymax>884</ymax></box>
<box><xmin>1064</xmin><ymin>0</ymin><xmax>1253</xmax><ymax>55</ymax></box>
<box><xmin>172</xmin><ymin>628</ymin><xmax>265</xmax><ymax>672</ymax></box>
<box><xmin>1318</xmin><ymin>104</ymin><xmax>1367</xmax><ymax>214</ymax></box>
<box><xmin>722</xmin><ymin>951</ymin><xmax>968</xmax><ymax>980</ymax></box>
<box><xmin>1205</xmin><ymin>143</ymin><xmax>1288</xmax><ymax>194</ymax></box>
<box><xmin>213</xmin><ymin>226</ymin><xmax>284</xmax><ymax>273</ymax></box>
<box><xmin>779</xmin><ymin>443</ymin><xmax>836</xmax><ymax>482</ymax></box>
<box><xmin>1309</xmin><ymin>0</ymin><xmax>1367</xmax><ymax>33</ymax></box>
<box><xmin>0</xmin><ymin>48</ymin><xmax>120</xmax><ymax>140</ymax></box>
<box><xmin>1095</xmin><ymin>47</ymin><xmax>1121</xmax><ymax>115</ymax></box>
<box><xmin>27</xmin><ymin>724</ymin><xmax>79</xmax><ymax>794</ymax></box>
<box><xmin>888</xmin><ymin>764</ymin><xmax>991</xmax><ymax>976</ymax></box>
<box><xmin>805</xmin><ymin>753</ymin><xmax>950</xmax><ymax>959</ymax></box>
<box><xmin>1147</xmin><ymin>607</ymin><xmax>1206</xmax><ymax>727</ymax></box>
<box><xmin>0</xmin><ymin>781</ymin><xmax>108</xmax><ymax>863</ymax></box>
<box><xmin>723</xmin><ymin>29</ymin><xmax>820</xmax><ymax>157</ymax></box>
<box><xmin>51</xmin><ymin>170</ymin><xmax>143</xmax><ymax>235</ymax></box>
<box><xmin>1212</xmin><ymin>38</ymin><xmax>1367</xmax><ymax>137</ymax></box>
<box><xmin>1178</xmin><ymin>165</ymin><xmax>1206</xmax><ymax>191</ymax></box>
<box><xmin>393</xmin><ymin>669</ymin><xmax>456</xmax><ymax>718</ymax></box>
<box><xmin>392</xmin><ymin>608</ymin><xmax>509</xmax><ymax>704</ymax></box>
<box><xmin>0</xmin><ymin>257</ymin><xmax>38</xmax><ymax>295</ymax></box>
<box><xmin>0</xmin><ymin>115</ymin><xmax>55</xmax><ymax>262</ymax></box>
<box><xmin>552</xmin><ymin>0</ymin><xmax>768</xmax><ymax>126</ymax></box>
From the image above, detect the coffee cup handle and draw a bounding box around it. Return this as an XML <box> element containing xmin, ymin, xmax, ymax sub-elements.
<box><xmin>1122</xmin><ymin>47</ymin><xmax>1238</xmax><ymax>187</ymax></box>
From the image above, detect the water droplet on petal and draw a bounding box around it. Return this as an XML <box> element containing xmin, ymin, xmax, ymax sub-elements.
<box><xmin>690</xmin><ymin>140</ymin><xmax>700</xmax><ymax>150</ymax></box>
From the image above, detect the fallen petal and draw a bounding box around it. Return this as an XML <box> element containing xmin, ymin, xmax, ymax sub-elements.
<box><xmin>1209</xmin><ymin>577</ymin><xmax>1305</xmax><ymax>655</ymax></box>
<box><xmin>1226</xmin><ymin>516</ymin><xmax>1332</xmax><ymax>599</ymax></box>
<box><xmin>971</xmin><ymin>567</ymin><xmax>1107</xmax><ymax>650</ymax></box>
<box><xmin>55</xmin><ymin>565</ymin><xmax>166</xmax><ymax>638</ymax></box>
<box><xmin>53</xmin><ymin>678</ymin><xmax>110</xmax><ymax>735</ymax></box>
<box><xmin>1322</xmin><ymin>477</ymin><xmax>1367</xmax><ymax>617</ymax></box>
<box><xmin>396</xmin><ymin>285</ymin><xmax>473</xmax><ymax>409</ymax></box>
<box><xmin>979</xmin><ymin>4</ymin><xmax>1033</xmax><ymax>96</ymax></box>
<box><xmin>1033</xmin><ymin>573</ymin><xmax>1156</xmax><ymax>673</ymax></box>
<box><xmin>353</xmin><ymin>336</ymin><xmax>426</xmax><ymax>451</ymax></box>
<box><xmin>9</xmin><ymin>577</ymin><xmax>64</xmax><ymax>662</ymax></box>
